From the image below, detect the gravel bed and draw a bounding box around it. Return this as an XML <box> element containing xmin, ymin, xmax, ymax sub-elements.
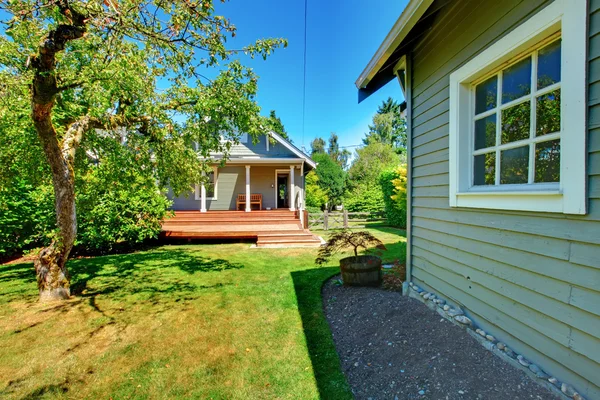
<box><xmin>322</xmin><ymin>277</ymin><xmax>560</xmax><ymax>400</ymax></box>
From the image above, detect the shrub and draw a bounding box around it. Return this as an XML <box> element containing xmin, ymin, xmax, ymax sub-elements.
<box><xmin>0</xmin><ymin>178</ymin><xmax>54</xmax><ymax>257</ymax></box>
<box><xmin>305</xmin><ymin>170</ymin><xmax>328</xmax><ymax>210</ymax></box>
<box><xmin>379</xmin><ymin>166</ymin><xmax>407</xmax><ymax>227</ymax></box>
<box><xmin>343</xmin><ymin>183</ymin><xmax>384</xmax><ymax>214</ymax></box>
<box><xmin>75</xmin><ymin>160</ymin><xmax>172</xmax><ymax>254</ymax></box>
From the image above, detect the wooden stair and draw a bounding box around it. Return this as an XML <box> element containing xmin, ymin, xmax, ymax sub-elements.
<box><xmin>161</xmin><ymin>210</ymin><xmax>322</xmax><ymax>248</ymax></box>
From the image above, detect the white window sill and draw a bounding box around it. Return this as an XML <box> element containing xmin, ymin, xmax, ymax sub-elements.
<box><xmin>453</xmin><ymin>191</ymin><xmax>565</xmax><ymax>213</ymax></box>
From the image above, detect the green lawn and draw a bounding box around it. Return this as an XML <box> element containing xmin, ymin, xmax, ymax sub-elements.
<box><xmin>0</xmin><ymin>227</ymin><xmax>406</xmax><ymax>399</ymax></box>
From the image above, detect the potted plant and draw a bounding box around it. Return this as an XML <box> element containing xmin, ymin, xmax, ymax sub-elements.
<box><xmin>316</xmin><ymin>230</ymin><xmax>386</xmax><ymax>287</ymax></box>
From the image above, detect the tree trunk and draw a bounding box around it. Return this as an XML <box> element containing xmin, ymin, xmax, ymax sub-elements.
<box><xmin>29</xmin><ymin>9</ymin><xmax>88</xmax><ymax>301</ymax></box>
<box><xmin>32</xmin><ymin>104</ymin><xmax>79</xmax><ymax>301</ymax></box>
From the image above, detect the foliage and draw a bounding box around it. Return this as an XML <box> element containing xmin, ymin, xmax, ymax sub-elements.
<box><xmin>0</xmin><ymin>0</ymin><xmax>287</xmax><ymax>291</ymax></box>
<box><xmin>327</xmin><ymin>133</ymin><xmax>351</xmax><ymax>170</ymax></box>
<box><xmin>310</xmin><ymin>137</ymin><xmax>326</xmax><ymax>155</ymax></box>
<box><xmin>264</xmin><ymin>110</ymin><xmax>289</xmax><ymax>140</ymax></box>
<box><xmin>305</xmin><ymin>170</ymin><xmax>329</xmax><ymax>210</ymax></box>
<box><xmin>348</xmin><ymin>142</ymin><xmax>403</xmax><ymax>186</ymax></box>
<box><xmin>0</xmin><ymin>178</ymin><xmax>54</xmax><ymax>257</ymax></box>
<box><xmin>75</xmin><ymin>133</ymin><xmax>172</xmax><ymax>253</ymax></box>
<box><xmin>312</xmin><ymin>153</ymin><xmax>346</xmax><ymax>208</ymax></box>
<box><xmin>363</xmin><ymin>97</ymin><xmax>407</xmax><ymax>152</ymax></box>
<box><xmin>316</xmin><ymin>230</ymin><xmax>386</xmax><ymax>264</ymax></box>
<box><xmin>379</xmin><ymin>166</ymin><xmax>408</xmax><ymax>228</ymax></box>
<box><xmin>342</xmin><ymin>184</ymin><xmax>384</xmax><ymax>213</ymax></box>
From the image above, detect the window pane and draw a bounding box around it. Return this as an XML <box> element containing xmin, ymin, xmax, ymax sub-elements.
<box><xmin>537</xmin><ymin>40</ymin><xmax>561</xmax><ymax>89</ymax></box>
<box><xmin>207</xmin><ymin>172</ymin><xmax>215</xmax><ymax>197</ymax></box>
<box><xmin>535</xmin><ymin>140</ymin><xmax>560</xmax><ymax>183</ymax></box>
<box><xmin>536</xmin><ymin>89</ymin><xmax>560</xmax><ymax>137</ymax></box>
<box><xmin>501</xmin><ymin>101</ymin><xmax>531</xmax><ymax>144</ymax></box>
<box><xmin>474</xmin><ymin>152</ymin><xmax>496</xmax><ymax>186</ymax></box>
<box><xmin>502</xmin><ymin>57</ymin><xmax>532</xmax><ymax>103</ymax></box>
<box><xmin>500</xmin><ymin>146</ymin><xmax>529</xmax><ymax>184</ymax></box>
<box><xmin>474</xmin><ymin>114</ymin><xmax>496</xmax><ymax>150</ymax></box>
<box><xmin>475</xmin><ymin>76</ymin><xmax>498</xmax><ymax>114</ymax></box>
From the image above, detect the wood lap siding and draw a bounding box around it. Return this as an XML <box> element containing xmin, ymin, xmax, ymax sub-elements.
<box><xmin>407</xmin><ymin>0</ymin><xmax>600</xmax><ymax>397</ymax></box>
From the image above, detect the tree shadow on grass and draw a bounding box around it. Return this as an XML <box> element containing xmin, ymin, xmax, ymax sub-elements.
<box><xmin>68</xmin><ymin>248</ymin><xmax>244</xmax><ymax>299</ymax></box>
<box><xmin>291</xmin><ymin>267</ymin><xmax>353</xmax><ymax>400</ymax></box>
<box><xmin>0</xmin><ymin>248</ymin><xmax>244</xmax><ymax>307</ymax></box>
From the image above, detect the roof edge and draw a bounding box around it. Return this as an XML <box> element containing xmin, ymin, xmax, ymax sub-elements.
<box><xmin>355</xmin><ymin>0</ymin><xmax>434</xmax><ymax>90</ymax></box>
<box><xmin>268</xmin><ymin>130</ymin><xmax>317</xmax><ymax>169</ymax></box>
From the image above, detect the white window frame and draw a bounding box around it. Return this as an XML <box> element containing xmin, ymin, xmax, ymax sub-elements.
<box><xmin>448</xmin><ymin>0</ymin><xmax>587</xmax><ymax>214</ymax></box>
<box><xmin>195</xmin><ymin>166</ymin><xmax>218</xmax><ymax>200</ymax></box>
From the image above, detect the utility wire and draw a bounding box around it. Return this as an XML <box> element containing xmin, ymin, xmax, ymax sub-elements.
<box><xmin>301</xmin><ymin>0</ymin><xmax>308</xmax><ymax>148</ymax></box>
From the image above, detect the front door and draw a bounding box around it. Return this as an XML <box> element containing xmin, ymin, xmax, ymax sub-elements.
<box><xmin>277</xmin><ymin>175</ymin><xmax>288</xmax><ymax>208</ymax></box>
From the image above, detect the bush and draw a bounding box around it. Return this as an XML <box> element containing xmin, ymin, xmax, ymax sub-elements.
<box><xmin>305</xmin><ymin>170</ymin><xmax>328</xmax><ymax>210</ymax></box>
<box><xmin>343</xmin><ymin>184</ymin><xmax>384</xmax><ymax>213</ymax></box>
<box><xmin>0</xmin><ymin>178</ymin><xmax>55</xmax><ymax>257</ymax></box>
<box><xmin>75</xmin><ymin>158</ymin><xmax>172</xmax><ymax>254</ymax></box>
<box><xmin>379</xmin><ymin>166</ymin><xmax>407</xmax><ymax>227</ymax></box>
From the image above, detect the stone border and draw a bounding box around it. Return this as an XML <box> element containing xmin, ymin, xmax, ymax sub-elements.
<box><xmin>402</xmin><ymin>282</ymin><xmax>586</xmax><ymax>400</ymax></box>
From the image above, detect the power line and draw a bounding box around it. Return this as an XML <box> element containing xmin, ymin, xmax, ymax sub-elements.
<box><xmin>301</xmin><ymin>0</ymin><xmax>308</xmax><ymax>148</ymax></box>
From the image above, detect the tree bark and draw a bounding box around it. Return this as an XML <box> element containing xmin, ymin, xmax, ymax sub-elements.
<box><xmin>30</xmin><ymin>3</ymin><xmax>88</xmax><ymax>301</ymax></box>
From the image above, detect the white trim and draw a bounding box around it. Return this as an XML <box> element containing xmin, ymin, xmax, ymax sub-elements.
<box><xmin>194</xmin><ymin>166</ymin><xmax>218</xmax><ymax>201</ymax></box>
<box><xmin>266</xmin><ymin>133</ymin><xmax>270</xmax><ymax>152</ymax></box>
<box><xmin>448</xmin><ymin>0</ymin><xmax>587</xmax><ymax>214</ymax></box>
<box><xmin>274</xmin><ymin>169</ymin><xmax>291</xmax><ymax>210</ymax></box>
<box><xmin>356</xmin><ymin>0</ymin><xmax>434</xmax><ymax>89</ymax></box>
<box><xmin>245</xmin><ymin>165</ymin><xmax>251</xmax><ymax>212</ymax></box>
<box><xmin>394</xmin><ymin>55</ymin><xmax>408</xmax><ymax>98</ymax></box>
<box><xmin>289</xmin><ymin>165</ymin><xmax>296</xmax><ymax>211</ymax></box>
<box><xmin>268</xmin><ymin>130</ymin><xmax>317</xmax><ymax>169</ymax></box>
<box><xmin>209</xmin><ymin>157</ymin><xmax>304</xmax><ymax>166</ymax></box>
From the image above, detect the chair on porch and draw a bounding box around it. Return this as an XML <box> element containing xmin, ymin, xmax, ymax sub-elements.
<box><xmin>236</xmin><ymin>194</ymin><xmax>262</xmax><ymax>210</ymax></box>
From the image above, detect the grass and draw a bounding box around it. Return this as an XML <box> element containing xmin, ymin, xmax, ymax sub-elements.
<box><xmin>0</xmin><ymin>227</ymin><xmax>406</xmax><ymax>400</ymax></box>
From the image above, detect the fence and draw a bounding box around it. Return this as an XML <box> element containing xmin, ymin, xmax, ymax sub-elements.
<box><xmin>307</xmin><ymin>210</ymin><xmax>386</xmax><ymax>230</ymax></box>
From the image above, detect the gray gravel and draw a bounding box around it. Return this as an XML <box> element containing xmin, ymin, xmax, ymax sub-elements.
<box><xmin>322</xmin><ymin>277</ymin><xmax>560</xmax><ymax>400</ymax></box>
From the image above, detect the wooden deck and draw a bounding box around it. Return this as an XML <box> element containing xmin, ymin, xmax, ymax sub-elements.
<box><xmin>161</xmin><ymin>210</ymin><xmax>322</xmax><ymax>248</ymax></box>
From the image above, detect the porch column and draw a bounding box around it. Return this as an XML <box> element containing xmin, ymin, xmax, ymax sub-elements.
<box><xmin>289</xmin><ymin>165</ymin><xmax>296</xmax><ymax>211</ymax></box>
<box><xmin>245</xmin><ymin>165</ymin><xmax>251</xmax><ymax>212</ymax></box>
<box><xmin>200</xmin><ymin>182</ymin><xmax>207</xmax><ymax>213</ymax></box>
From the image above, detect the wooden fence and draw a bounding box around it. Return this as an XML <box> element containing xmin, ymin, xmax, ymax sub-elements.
<box><xmin>307</xmin><ymin>210</ymin><xmax>386</xmax><ymax>230</ymax></box>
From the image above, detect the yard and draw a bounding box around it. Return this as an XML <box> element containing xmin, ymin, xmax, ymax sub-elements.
<box><xmin>0</xmin><ymin>227</ymin><xmax>405</xmax><ymax>399</ymax></box>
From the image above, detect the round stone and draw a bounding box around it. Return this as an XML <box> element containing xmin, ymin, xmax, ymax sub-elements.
<box><xmin>504</xmin><ymin>347</ymin><xmax>517</xmax><ymax>359</ymax></box>
<box><xmin>561</xmin><ymin>383</ymin><xmax>577</xmax><ymax>397</ymax></box>
<box><xmin>573</xmin><ymin>393</ymin><xmax>585</xmax><ymax>400</ymax></box>
<box><xmin>485</xmin><ymin>334</ymin><xmax>495</xmax><ymax>342</ymax></box>
<box><xmin>443</xmin><ymin>305</ymin><xmax>451</xmax><ymax>311</ymax></box>
<box><xmin>454</xmin><ymin>315</ymin><xmax>472</xmax><ymax>325</ymax></box>
<box><xmin>517</xmin><ymin>355</ymin><xmax>531</xmax><ymax>367</ymax></box>
<box><xmin>497</xmin><ymin>342</ymin><xmax>506</xmax><ymax>350</ymax></box>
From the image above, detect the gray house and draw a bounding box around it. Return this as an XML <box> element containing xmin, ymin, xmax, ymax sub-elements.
<box><xmin>357</xmin><ymin>0</ymin><xmax>599</xmax><ymax>398</ymax></box>
<box><xmin>167</xmin><ymin>131</ymin><xmax>316</xmax><ymax>213</ymax></box>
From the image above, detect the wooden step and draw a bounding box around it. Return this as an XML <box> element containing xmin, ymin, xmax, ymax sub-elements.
<box><xmin>163</xmin><ymin>219</ymin><xmax>298</xmax><ymax>226</ymax></box>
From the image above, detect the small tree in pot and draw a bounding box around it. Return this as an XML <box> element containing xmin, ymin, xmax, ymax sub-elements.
<box><xmin>316</xmin><ymin>230</ymin><xmax>386</xmax><ymax>287</ymax></box>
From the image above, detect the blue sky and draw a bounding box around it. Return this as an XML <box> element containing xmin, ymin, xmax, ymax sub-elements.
<box><xmin>0</xmin><ymin>1</ymin><xmax>408</xmax><ymax>154</ymax></box>
<box><xmin>217</xmin><ymin>0</ymin><xmax>408</xmax><ymax>154</ymax></box>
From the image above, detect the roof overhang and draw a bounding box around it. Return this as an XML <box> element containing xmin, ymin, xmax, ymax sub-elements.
<box><xmin>355</xmin><ymin>0</ymin><xmax>434</xmax><ymax>100</ymax></box>
<box><xmin>267</xmin><ymin>130</ymin><xmax>317</xmax><ymax>169</ymax></box>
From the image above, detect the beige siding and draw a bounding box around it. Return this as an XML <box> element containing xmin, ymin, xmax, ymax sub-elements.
<box><xmin>407</xmin><ymin>0</ymin><xmax>600</xmax><ymax>397</ymax></box>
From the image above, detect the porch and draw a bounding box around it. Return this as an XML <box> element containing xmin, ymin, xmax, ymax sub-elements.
<box><xmin>161</xmin><ymin>210</ymin><xmax>322</xmax><ymax>248</ymax></box>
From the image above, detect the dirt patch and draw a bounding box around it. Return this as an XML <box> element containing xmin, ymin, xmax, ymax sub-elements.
<box><xmin>322</xmin><ymin>277</ymin><xmax>559</xmax><ymax>400</ymax></box>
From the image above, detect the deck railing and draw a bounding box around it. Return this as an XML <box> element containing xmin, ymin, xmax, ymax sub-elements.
<box><xmin>307</xmin><ymin>210</ymin><xmax>386</xmax><ymax>230</ymax></box>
